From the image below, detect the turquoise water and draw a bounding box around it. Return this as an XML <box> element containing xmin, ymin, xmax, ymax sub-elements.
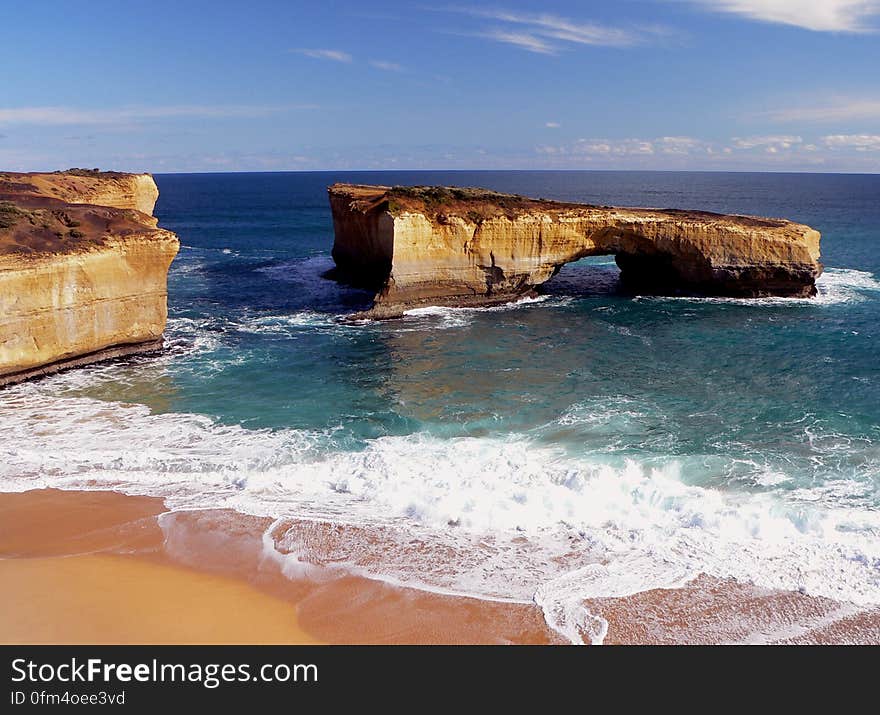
<box><xmin>2</xmin><ymin>171</ymin><xmax>879</xmax><ymax>642</ymax></box>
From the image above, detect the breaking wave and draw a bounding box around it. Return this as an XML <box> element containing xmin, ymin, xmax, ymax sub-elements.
<box><xmin>2</xmin><ymin>386</ymin><xmax>879</xmax><ymax>644</ymax></box>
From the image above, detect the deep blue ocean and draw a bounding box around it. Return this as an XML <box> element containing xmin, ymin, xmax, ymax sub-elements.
<box><xmin>2</xmin><ymin>171</ymin><xmax>879</xmax><ymax>642</ymax></box>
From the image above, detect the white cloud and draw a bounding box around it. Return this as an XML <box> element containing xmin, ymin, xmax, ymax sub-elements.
<box><xmin>562</xmin><ymin>136</ymin><xmax>705</xmax><ymax>156</ymax></box>
<box><xmin>479</xmin><ymin>29</ymin><xmax>559</xmax><ymax>54</ymax></box>
<box><xmin>538</xmin><ymin>136</ymin><xmax>710</xmax><ymax>162</ymax></box>
<box><xmin>573</xmin><ymin>138</ymin><xmax>658</xmax><ymax>155</ymax></box>
<box><xmin>294</xmin><ymin>48</ymin><xmax>352</xmax><ymax>62</ymax></box>
<box><xmin>470</xmin><ymin>9</ymin><xmax>638</xmax><ymax>46</ymax></box>
<box><xmin>823</xmin><ymin>134</ymin><xmax>880</xmax><ymax>150</ymax></box>
<box><xmin>545</xmin><ymin>121</ymin><xmax>561</xmax><ymax>128</ymax></box>
<box><xmin>656</xmin><ymin>136</ymin><xmax>705</xmax><ymax>153</ymax></box>
<box><xmin>684</xmin><ymin>0</ymin><xmax>880</xmax><ymax>32</ymax></box>
<box><xmin>443</xmin><ymin>8</ymin><xmax>668</xmax><ymax>54</ymax></box>
<box><xmin>0</xmin><ymin>105</ymin><xmax>301</xmax><ymax>126</ymax></box>
<box><xmin>531</xmin><ymin>131</ymin><xmax>880</xmax><ymax>170</ymax></box>
<box><xmin>536</xmin><ymin>133</ymin><xmax>830</xmax><ymax>163</ymax></box>
<box><xmin>370</xmin><ymin>60</ymin><xmax>404</xmax><ymax>71</ymax></box>
<box><xmin>732</xmin><ymin>134</ymin><xmax>802</xmax><ymax>149</ymax></box>
<box><xmin>768</xmin><ymin>97</ymin><xmax>880</xmax><ymax>122</ymax></box>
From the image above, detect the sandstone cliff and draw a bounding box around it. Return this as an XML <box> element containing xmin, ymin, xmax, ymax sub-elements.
<box><xmin>329</xmin><ymin>184</ymin><xmax>822</xmax><ymax>317</ymax></box>
<box><xmin>9</xmin><ymin>169</ymin><xmax>160</xmax><ymax>215</ymax></box>
<box><xmin>0</xmin><ymin>170</ymin><xmax>179</xmax><ymax>386</ymax></box>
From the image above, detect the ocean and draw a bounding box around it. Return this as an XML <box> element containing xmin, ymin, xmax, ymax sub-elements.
<box><xmin>2</xmin><ymin>170</ymin><xmax>879</xmax><ymax>643</ymax></box>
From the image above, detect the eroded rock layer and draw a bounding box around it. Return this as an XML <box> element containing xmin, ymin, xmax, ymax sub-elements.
<box><xmin>329</xmin><ymin>184</ymin><xmax>822</xmax><ymax>317</ymax></box>
<box><xmin>0</xmin><ymin>170</ymin><xmax>179</xmax><ymax>386</ymax></box>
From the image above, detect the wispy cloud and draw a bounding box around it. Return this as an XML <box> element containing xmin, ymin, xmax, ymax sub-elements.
<box><xmin>539</xmin><ymin>137</ymin><xmax>660</xmax><ymax>157</ymax></box>
<box><xmin>732</xmin><ymin>134</ymin><xmax>802</xmax><ymax>150</ymax></box>
<box><xmin>656</xmin><ymin>136</ymin><xmax>706</xmax><ymax>154</ymax></box>
<box><xmin>481</xmin><ymin>29</ymin><xmax>559</xmax><ymax>54</ymax></box>
<box><xmin>554</xmin><ymin>136</ymin><xmax>710</xmax><ymax>157</ymax></box>
<box><xmin>536</xmin><ymin>134</ymin><xmax>819</xmax><ymax>161</ymax></box>
<box><xmin>530</xmin><ymin>132</ymin><xmax>880</xmax><ymax>170</ymax></box>
<box><xmin>767</xmin><ymin>97</ymin><xmax>880</xmax><ymax>122</ymax></box>
<box><xmin>823</xmin><ymin>134</ymin><xmax>880</xmax><ymax>150</ymax></box>
<box><xmin>545</xmin><ymin>121</ymin><xmax>561</xmax><ymax>128</ymax></box>
<box><xmin>535</xmin><ymin>129</ymin><xmax>880</xmax><ymax>168</ymax></box>
<box><xmin>0</xmin><ymin>105</ymin><xmax>305</xmax><ymax>126</ymax></box>
<box><xmin>440</xmin><ymin>7</ymin><xmax>669</xmax><ymax>54</ymax></box>
<box><xmin>683</xmin><ymin>0</ymin><xmax>880</xmax><ymax>32</ymax></box>
<box><xmin>370</xmin><ymin>60</ymin><xmax>404</xmax><ymax>71</ymax></box>
<box><xmin>294</xmin><ymin>48</ymin><xmax>352</xmax><ymax>62</ymax></box>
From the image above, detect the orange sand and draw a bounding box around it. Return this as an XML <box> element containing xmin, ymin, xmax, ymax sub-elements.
<box><xmin>0</xmin><ymin>489</ymin><xmax>557</xmax><ymax>645</ymax></box>
<box><xmin>3</xmin><ymin>489</ymin><xmax>877</xmax><ymax>644</ymax></box>
<box><xmin>0</xmin><ymin>554</ymin><xmax>320</xmax><ymax>645</ymax></box>
<box><xmin>0</xmin><ymin>490</ymin><xmax>319</xmax><ymax>644</ymax></box>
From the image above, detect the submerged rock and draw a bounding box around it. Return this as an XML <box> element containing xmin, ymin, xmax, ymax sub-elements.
<box><xmin>328</xmin><ymin>183</ymin><xmax>822</xmax><ymax>318</ymax></box>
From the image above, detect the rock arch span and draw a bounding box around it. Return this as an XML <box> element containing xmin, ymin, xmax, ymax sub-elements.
<box><xmin>328</xmin><ymin>184</ymin><xmax>822</xmax><ymax>318</ymax></box>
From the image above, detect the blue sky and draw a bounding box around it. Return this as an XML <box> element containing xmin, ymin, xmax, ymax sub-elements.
<box><xmin>2</xmin><ymin>1</ymin><xmax>879</xmax><ymax>172</ymax></box>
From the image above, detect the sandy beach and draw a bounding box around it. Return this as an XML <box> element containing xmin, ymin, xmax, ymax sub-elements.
<box><xmin>3</xmin><ymin>489</ymin><xmax>878</xmax><ymax>645</ymax></box>
<box><xmin>0</xmin><ymin>490</ymin><xmax>319</xmax><ymax>644</ymax></box>
<box><xmin>0</xmin><ymin>489</ymin><xmax>559</xmax><ymax>645</ymax></box>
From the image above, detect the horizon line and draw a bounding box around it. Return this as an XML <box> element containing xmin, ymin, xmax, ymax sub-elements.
<box><xmin>129</xmin><ymin>167</ymin><xmax>880</xmax><ymax>176</ymax></box>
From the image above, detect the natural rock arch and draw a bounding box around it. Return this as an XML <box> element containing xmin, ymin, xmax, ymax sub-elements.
<box><xmin>328</xmin><ymin>184</ymin><xmax>822</xmax><ymax>318</ymax></box>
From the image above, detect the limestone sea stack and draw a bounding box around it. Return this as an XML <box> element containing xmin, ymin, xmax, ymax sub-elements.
<box><xmin>328</xmin><ymin>184</ymin><xmax>822</xmax><ymax>318</ymax></box>
<box><xmin>0</xmin><ymin>170</ymin><xmax>179</xmax><ymax>386</ymax></box>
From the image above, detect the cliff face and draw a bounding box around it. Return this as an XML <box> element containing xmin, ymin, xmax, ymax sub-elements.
<box><xmin>0</xmin><ymin>170</ymin><xmax>179</xmax><ymax>386</ymax></box>
<box><xmin>329</xmin><ymin>184</ymin><xmax>822</xmax><ymax>317</ymax></box>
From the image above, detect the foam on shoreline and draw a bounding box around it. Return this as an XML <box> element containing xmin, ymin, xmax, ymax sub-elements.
<box><xmin>3</xmin><ymin>383</ymin><xmax>880</xmax><ymax>643</ymax></box>
<box><xmin>3</xmin><ymin>262</ymin><xmax>879</xmax><ymax>644</ymax></box>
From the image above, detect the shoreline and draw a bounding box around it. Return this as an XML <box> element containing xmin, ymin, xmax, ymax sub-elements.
<box><xmin>0</xmin><ymin>489</ymin><xmax>560</xmax><ymax>645</ymax></box>
<box><xmin>2</xmin><ymin>488</ymin><xmax>878</xmax><ymax>645</ymax></box>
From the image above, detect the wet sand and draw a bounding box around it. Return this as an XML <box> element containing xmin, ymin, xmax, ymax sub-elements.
<box><xmin>0</xmin><ymin>489</ymin><xmax>558</xmax><ymax>645</ymax></box>
<box><xmin>587</xmin><ymin>574</ymin><xmax>880</xmax><ymax>645</ymax></box>
<box><xmin>2</xmin><ymin>489</ymin><xmax>878</xmax><ymax>645</ymax></box>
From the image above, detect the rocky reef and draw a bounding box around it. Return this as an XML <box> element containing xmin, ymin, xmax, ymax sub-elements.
<box><xmin>0</xmin><ymin>170</ymin><xmax>179</xmax><ymax>386</ymax></box>
<box><xmin>329</xmin><ymin>184</ymin><xmax>822</xmax><ymax>318</ymax></box>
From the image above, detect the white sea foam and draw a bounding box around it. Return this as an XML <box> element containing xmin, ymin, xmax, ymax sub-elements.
<box><xmin>2</xmin><ymin>389</ymin><xmax>880</xmax><ymax>643</ymax></box>
<box><xmin>165</xmin><ymin>316</ymin><xmax>226</xmax><ymax>355</ymax></box>
<box><xmin>403</xmin><ymin>295</ymin><xmax>557</xmax><ymax>319</ymax></box>
<box><xmin>535</xmin><ymin>554</ymin><xmax>698</xmax><ymax>644</ymax></box>
<box><xmin>400</xmin><ymin>295</ymin><xmax>571</xmax><ymax>329</ymax></box>
<box><xmin>235</xmin><ymin>311</ymin><xmax>338</xmax><ymax>333</ymax></box>
<box><xmin>557</xmin><ymin>396</ymin><xmax>646</xmax><ymax>428</ymax></box>
<box><xmin>399</xmin><ymin>306</ymin><xmax>472</xmax><ymax>329</ymax></box>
